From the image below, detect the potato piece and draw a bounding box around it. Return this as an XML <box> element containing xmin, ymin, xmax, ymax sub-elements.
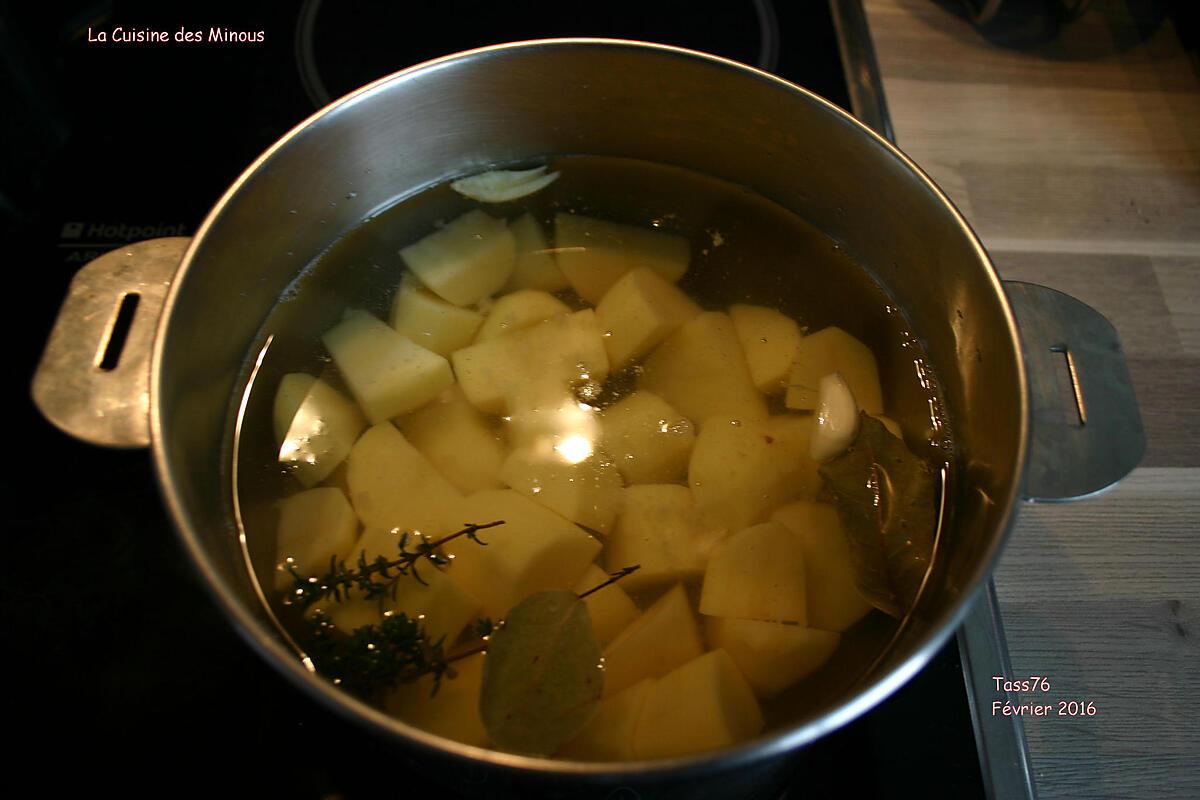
<box><xmin>309</xmin><ymin>546</ymin><xmax>481</xmax><ymax>647</ymax></box>
<box><xmin>452</xmin><ymin>329</ymin><xmax>538</xmax><ymax>415</ymax></box>
<box><xmin>555</xmin><ymin>213</ymin><xmax>689</xmax><ymax>303</ymax></box>
<box><xmin>504</xmin><ymin>213</ymin><xmax>568</xmax><ymax>292</ymax></box>
<box><xmin>322</xmin><ymin>460</ymin><xmax>351</xmax><ymax>495</ymax></box>
<box><xmin>600</xmin><ymin>391</ymin><xmax>695</xmax><ymax>485</ymax></box>
<box><xmin>394</xmin><ymin>566</ymin><xmax>482</xmax><ymax>647</ymax></box>
<box><xmin>505</xmin><ymin>385</ymin><xmax>601</xmax><ymax>457</ymax></box>
<box><xmin>400</xmin><ymin>209</ymin><xmax>515</xmax><ymax>306</ymax></box>
<box><xmin>810</xmin><ymin>372</ymin><xmax>860</xmax><ymax>462</ymax></box>
<box><xmin>322</xmin><ymin>311</ymin><xmax>453</xmax><ymax>423</ymax></box>
<box><xmin>602</xmin><ymin>584</ymin><xmax>704</xmax><ymax>696</ymax></box>
<box><xmin>728</xmin><ymin>304</ymin><xmax>802</xmax><ymax>394</ymax></box>
<box><xmin>397</xmin><ymin>385</ymin><xmax>505</xmax><ymax>495</ymax></box>
<box><xmin>700</xmin><ymin>521</ymin><xmax>807</xmax><ymax>623</ymax></box>
<box><xmin>606</xmin><ymin>485</ymin><xmax>726</xmax><ymax>591</ymax></box>
<box><xmin>575</xmin><ymin>565</ymin><xmax>639</xmax><ymax>646</ymax></box>
<box><xmin>452</xmin><ymin>309</ymin><xmax>609</xmax><ymax>414</ymax></box>
<box><xmin>785</xmin><ymin>326</ymin><xmax>883</xmax><ymax>415</ymax></box>
<box><xmin>475</xmin><ymin>289</ymin><xmax>570</xmax><ymax>342</ymax></box>
<box><xmin>274</xmin><ymin>374</ymin><xmax>365</xmax><ymax>487</ymax></box>
<box><xmin>273</xmin><ymin>487</ymin><xmax>359</xmax><ymax>591</ymax></box>
<box><xmin>771</xmin><ymin>501</ymin><xmax>873</xmax><ymax>631</ymax></box>
<box><xmin>441</xmin><ymin>490</ymin><xmax>601</xmax><ymax>618</ymax></box>
<box><xmin>385</xmin><ymin>653</ymin><xmax>489</xmax><ymax>747</ymax></box>
<box><xmin>560</xmin><ymin>678</ymin><xmax>653</xmax><ymax>761</ymax></box>
<box><xmin>688</xmin><ymin>414</ymin><xmax>820</xmax><ymax>531</ymax></box>
<box><xmin>344</xmin><ymin>422</ymin><xmax>462</xmax><ymax>536</ymax></box>
<box><xmin>273</xmin><ymin>373</ymin><xmax>316</xmax><ymax>444</ymax></box>
<box><xmin>389</xmin><ymin>276</ymin><xmax>483</xmax><ymax>356</ymax></box>
<box><xmin>632</xmin><ymin>649</ymin><xmax>763</xmax><ymax>759</ymax></box>
<box><xmin>639</xmin><ymin>312</ymin><xmax>766</xmax><ymax>427</ymax></box>
<box><xmin>499</xmin><ymin>447</ymin><xmax>624</xmax><ymax>535</ymax></box>
<box><xmin>704</xmin><ymin>617</ymin><xmax>839</xmax><ymax>698</ymax></box>
<box><xmin>595</xmin><ymin>267</ymin><xmax>701</xmax><ymax>368</ymax></box>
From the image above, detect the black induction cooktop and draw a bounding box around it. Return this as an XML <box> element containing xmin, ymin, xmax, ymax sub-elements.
<box><xmin>7</xmin><ymin>2</ymin><xmax>999</xmax><ymax>797</ymax></box>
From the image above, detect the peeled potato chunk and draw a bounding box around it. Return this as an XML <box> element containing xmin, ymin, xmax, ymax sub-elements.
<box><xmin>322</xmin><ymin>460</ymin><xmax>352</xmax><ymax>496</ymax></box>
<box><xmin>504</xmin><ymin>385</ymin><xmax>601</xmax><ymax>456</ymax></box>
<box><xmin>728</xmin><ymin>304</ymin><xmax>803</xmax><ymax>394</ymax></box>
<box><xmin>632</xmin><ymin>649</ymin><xmax>764</xmax><ymax>759</ymax></box>
<box><xmin>273</xmin><ymin>373</ymin><xmax>316</xmax><ymax>443</ymax></box>
<box><xmin>310</xmin><ymin>545</ymin><xmax>482</xmax><ymax>647</ymax></box>
<box><xmin>595</xmin><ymin>266</ymin><xmax>701</xmax><ymax>368</ymax></box>
<box><xmin>452</xmin><ymin>309</ymin><xmax>609</xmax><ymax>414</ymax></box>
<box><xmin>344</xmin><ymin>422</ymin><xmax>462</xmax><ymax>537</ymax></box>
<box><xmin>560</xmin><ymin>678</ymin><xmax>654</xmax><ymax>761</ymax></box>
<box><xmin>639</xmin><ymin>312</ymin><xmax>767</xmax><ymax>427</ymax></box>
<box><xmin>475</xmin><ymin>289</ymin><xmax>570</xmax><ymax>342</ymax></box>
<box><xmin>602</xmin><ymin>584</ymin><xmax>704</xmax><ymax>696</ymax></box>
<box><xmin>389</xmin><ymin>276</ymin><xmax>483</xmax><ymax>356</ymax></box>
<box><xmin>555</xmin><ymin>213</ymin><xmax>690</xmax><ymax>304</ymax></box>
<box><xmin>397</xmin><ymin>385</ymin><xmax>505</xmax><ymax>495</ymax></box>
<box><xmin>771</xmin><ymin>501</ymin><xmax>873</xmax><ymax>632</ymax></box>
<box><xmin>504</xmin><ymin>213</ymin><xmax>568</xmax><ymax>292</ymax></box>
<box><xmin>441</xmin><ymin>490</ymin><xmax>601</xmax><ymax>619</ymax></box>
<box><xmin>499</xmin><ymin>446</ymin><xmax>624</xmax><ymax>536</ymax></box>
<box><xmin>273</xmin><ymin>487</ymin><xmax>359</xmax><ymax>591</ymax></box>
<box><xmin>322</xmin><ymin>310</ymin><xmax>453</xmax><ymax>424</ymax></box>
<box><xmin>400</xmin><ymin>209</ymin><xmax>516</xmax><ymax>306</ymax></box>
<box><xmin>575</xmin><ymin>564</ymin><xmax>639</xmax><ymax>646</ymax></box>
<box><xmin>600</xmin><ymin>390</ymin><xmax>695</xmax><ymax>485</ymax></box>
<box><xmin>606</xmin><ymin>485</ymin><xmax>726</xmax><ymax>591</ymax></box>
<box><xmin>689</xmin><ymin>415</ymin><xmax>820</xmax><ymax>532</ymax></box>
<box><xmin>785</xmin><ymin>326</ymin><xmax>883</xmax><ymax>415</ymax></box>
<box><xmin>385</xmin><ymin>653</ymin><xmax>489</xmax><ymax>747</ymax></box>
<box><xmin>274</xmin><ymin>373</ymin><xmax>365</xmax><ymax>487</ymax></box>
<box><xmin>700</xmin><ymin>521</ymin><xmax>807</xmax><ymax>623</ymax></box>
<box><xmin>703</xmin><ymin>617</ymin><xmax>839</xmax><ymax>698</ymax></box>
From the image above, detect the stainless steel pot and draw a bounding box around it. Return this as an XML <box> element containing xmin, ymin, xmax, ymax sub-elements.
<box><xmin>32</xmin><ymin>39</ymin><xmax>1142</xmax><ymax>797</ymax></box>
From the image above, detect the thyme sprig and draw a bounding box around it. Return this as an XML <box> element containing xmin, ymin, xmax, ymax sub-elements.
<box><xmin>305</xmin><ymin>609</ymin><xmax>449</xmax><ymax>699</ymax></box>
<box><xmin>286</xmin><ymin>520</ymin><xmax>505</xmax><ymax>608</ymax></box>
<box><xmin>301</xmin><ymin>564</ymin><xmax>641</xmax><ymax>700</ymax></box>
<box><xmin>577</xmin><ymin>565</ymin><xmax>640</xmax><ymax>599</ymax></box>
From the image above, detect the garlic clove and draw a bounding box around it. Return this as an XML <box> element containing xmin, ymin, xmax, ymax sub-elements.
<box><xmin>451</xmin><ymin>166</ymin><xmax>560</xmax><ymax>203</ymax></box>
<box><xmin>810</xmin><ymin>372</ymin><xmax>860</xmax><ymax>462</ymax></box>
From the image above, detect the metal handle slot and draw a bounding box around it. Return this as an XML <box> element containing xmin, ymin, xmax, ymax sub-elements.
<box><xmin>97</xmin><ymin>292</ymin><xmax>142</xmax><ymax>372</ymax></box>
<box><xmin>1047</xmin><ymin>345</ymin><xmax>1086</xmax><ymax>428</ymax></box>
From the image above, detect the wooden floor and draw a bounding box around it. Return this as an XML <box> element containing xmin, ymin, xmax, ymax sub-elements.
<box><xmin>860</xmin><ymin>1</ymin><xmax>1200</xmax><ymax>797</ymax></box>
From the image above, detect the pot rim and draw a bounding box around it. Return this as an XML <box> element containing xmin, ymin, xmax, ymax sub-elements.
<box><xmin>149</xmin><ymin>37</ymin><xmax>1029</xmax><ymax>779</ymax></box>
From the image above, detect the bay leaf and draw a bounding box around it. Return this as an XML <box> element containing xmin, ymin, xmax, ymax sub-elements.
<box><xmin>480</xmin><ymin>590</ymin><xmax>603</xmax><ymax>755</ymax></box>
<box><xmin>818</xmin><ymin>414</ymin><xmax>937</xmax><ymax>618</ymax></box>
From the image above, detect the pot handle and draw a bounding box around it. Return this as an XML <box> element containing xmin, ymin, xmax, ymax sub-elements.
<box><xmin>32</xmin><ymin>237</ymin><xmax>191</xmax><ymax>448</ymax></box>
<box><xmin>1003</xmin><ymin>280</ymin><xmax>1144</xmax><ymax>502</ymax></box>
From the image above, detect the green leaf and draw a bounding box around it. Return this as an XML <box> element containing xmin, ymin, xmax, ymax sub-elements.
<box><xmin>480</xmin><ymin>590</ymin><xmax>603</xmax><ymax>755</ymax></box>
<box><xmin>818</xmin><ymin>414</ymin><xmax>938</xmax><ymax>618</ymax></box>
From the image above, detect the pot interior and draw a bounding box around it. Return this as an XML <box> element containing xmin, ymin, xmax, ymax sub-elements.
<box><xmin>153</xmin><ymin>40</ymin><xmax>1025</xmax><ymax>773</ymax></box>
